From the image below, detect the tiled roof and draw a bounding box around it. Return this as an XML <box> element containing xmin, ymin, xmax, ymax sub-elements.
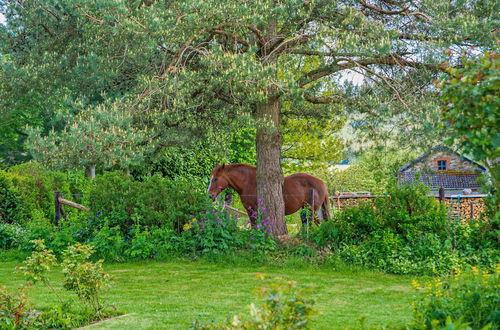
<box><xmin>398</xmin><ymin>172</ymin><xmax>482</xmax><ymax>189</ymax></box>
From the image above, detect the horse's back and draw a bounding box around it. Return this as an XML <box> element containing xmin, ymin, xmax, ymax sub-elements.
<box><xmin>284</xmin><ymin>173</ymin><xmax>328</xmax><ymax>198</ymax></box>
<box><xmin>285</xmin><ymin>173</ymin><xmax>327</xmax><ymax>188</ymax></box>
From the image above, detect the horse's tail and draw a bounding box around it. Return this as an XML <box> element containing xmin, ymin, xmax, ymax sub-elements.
<box><xmin>321</xmin><ymin>195</ymin><xmax>331</xmax><ymax>220</ymax></box>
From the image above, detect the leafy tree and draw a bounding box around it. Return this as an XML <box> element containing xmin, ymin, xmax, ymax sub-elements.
<box><xmin>2</xmin><ymin>0</ymin><xmax>497</xmax><ymax>236</ymax></box>
<box><xmin>121</xmin><ymin>0</ymin><xmax>495</xmax><ymax>236</ymax></box>
<box><xmin>0</xmin><ymin>0</ymin><xmax>155</xmax><ymax>165</ymax></box>
<box><xmin>282</xmin><ymin>117</ymin><xmax>345</xmax><ymax>174</ymax></box>
<box><xmin>25</xmin><ymin>102</ymin><xmax>152</xmax><ymax>178</ymax></box>
<box><xmin>439</xmin><ymin>51</ymin><xmax>499</xmax><ymax>218</ymax></box>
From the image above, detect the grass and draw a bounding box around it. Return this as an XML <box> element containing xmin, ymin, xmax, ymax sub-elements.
<box><xmin>0</xmin><ymin>258</ymin><xmax>417</xmax><ymax>329</ymax></box>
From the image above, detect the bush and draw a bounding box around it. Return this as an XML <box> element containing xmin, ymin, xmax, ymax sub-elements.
<box><xmin>3</xmin><ymin>162</ymin><xmax>89</xmax><ymax>224</ymax></box>
<box><xmin>306</xmin><ymin>183</ymin><xmax>496</xmax><ymax>275</ymax></box>
<box><xmin>0</xmin><ymin>286</ymin><xmax>36</xmax><ymax>329</ymax></box>
<box><xmin>0</xmin><ymin>223</ymin><xmax>29</xmax><ymax>249</ymax></box>
<box><xmin>412</xmin><ymin>266</ymin><xmax>500</xmax><ymax>329</ymax></box>
<box><xmin>88</xmin><ymin>223</ymin><xmax>125</xmax><ymax>262</ymax></box>
<box><xmin>89</xmin><ymin>172</ymin><xmax>207</xmax><ymax>232</ymax></box>
<box><xmin>61</xmin><ymin>243</ymin><xmax>111</xmax><ymax>314</ymax></box>
<box><xmin>0</xmin><ymin>171</ymin><xmax>27</xmax><ymax>224</ymax></box>
<box><xmin>191</xmin><ymin>276</ymin><xmax>317</xmax><ymax>329</ymax></box>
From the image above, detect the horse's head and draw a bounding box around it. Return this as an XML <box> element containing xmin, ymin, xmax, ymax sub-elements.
<box><xmin>207</xmin><ymin>164</ymin><xmax>229</xmax><ymax>200</ymax></box>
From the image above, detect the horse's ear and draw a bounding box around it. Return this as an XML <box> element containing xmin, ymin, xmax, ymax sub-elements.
<box><xmin>221</xmin><ymin>164</ymin><xmax>225</xmax><ymax>170</ymax></box>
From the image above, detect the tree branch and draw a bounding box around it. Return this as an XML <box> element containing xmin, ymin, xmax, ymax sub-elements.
<box><xmin>298</xmin><ymin>53</ymin><xmax>439</xmax><ymax>87</ymax></box>
<box><xmin>359</xmin><ymin>0</ymin><xmax>432</xmax><ymax>22</ymax></box>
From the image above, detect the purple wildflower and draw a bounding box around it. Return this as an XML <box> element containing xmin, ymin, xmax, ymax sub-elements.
<box><xmin>256</xmin><ymin>225</ymin><xmax>262</xmax><ymax>229</ymax></box>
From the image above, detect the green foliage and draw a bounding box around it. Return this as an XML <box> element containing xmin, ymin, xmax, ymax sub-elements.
<box><xmin>61</xmin><ymin>243</ymin><xmax>111</xmax><ymax>313</ymax></box>
<box><xmin>439</xmin><ymin>52</ymin><xmax>499</xmax><ymax>166</ymax></box>
<box><xmin>124</xmin><ymin>226</ymin><xmax>156</xmax><ymax>260</ymax></box>
<box><xmin>191</xmin><ymin>276</ymin><xmax>317</xmax><ymax>329</ymax></box>
<box><xmin>282</xmin><ymin>117</ymin><xmax>344</xmax><ymax>173</ymax></box>
<box><xmin>0</xmin><ymin>224</ymin><xmax>28</xmax><ymax>250</ymax></box>
<box><xmin>3</xmin><ymin>162</ymin><xmax>89</xmax><ymax>224</ymax></box>
<box><xmin>89</xmin><ymin>172</ymin><xmax>207</xmax><ymax>232</ymax></box>
<box><xmin>0</xmin><ymin>285</ymin><xmax>35</xmax><ymax>329</ymax></box>
<box><xmin>311</xmin><ymin>148</ymin><xmax>417</xmax><ymax>194</ymax></box>
<box><xmin>16</xmin><ymin>239</ymin><xmax>57</xmax><ymax>285</ymax></box>
<box><xmin>412</xmin><ymin>266</ymin><xmax>500</xmax><ymax>329</ymax></box>
<box><xmin>0</xmin><ymin>171</ymin><xmax>26</xmax><ymax>224</ymax></box>
<box><xmin>88</xmin><ymin>223</ymin><xmax>125</xmax><ymax>262</ymax></box>
<box><xmin>308</xmin><ymin>183</ymin><xmax>497</xmax><ymax>275</ymax></box>
<box><xmin>439</xmin><ymin>51</ymin><xmax>500</xmax><ymax>221</ymax></box>
<box><xmin>26</xmin><ymin>102</ymin><xmax>153</xmax><ymax>174</ymax></box>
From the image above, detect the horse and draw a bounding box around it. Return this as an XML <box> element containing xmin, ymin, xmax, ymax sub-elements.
<box><xmin>207</xmin><ymin>163</ymin><xmax>331</xmax><ymax>225</ymax></box>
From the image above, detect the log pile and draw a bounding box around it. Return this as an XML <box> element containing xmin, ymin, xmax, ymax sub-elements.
<box><xmin>330</xmin><ymin>194</ymin><xmax>487</xmax><ymax>221</ymax></box>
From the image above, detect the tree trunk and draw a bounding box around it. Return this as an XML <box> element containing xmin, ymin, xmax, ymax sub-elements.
<box><xmin>256</xmin><ymin>94</ymin><xmax>287</xmax><ymax>237</ymax></box>
<box><xmin>86</xmin><ymin>164</ymin><xmax>96</xmax><ymax>179</ymax></box>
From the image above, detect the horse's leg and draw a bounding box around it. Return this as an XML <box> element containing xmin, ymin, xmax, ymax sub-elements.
<box><xmin>308</xmin><ymin>188</ymin><xmax>316</xmax><ymax>224</ymax></box>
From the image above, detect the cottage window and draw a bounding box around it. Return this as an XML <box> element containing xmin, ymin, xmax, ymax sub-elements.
<box><xmin>437</xmin><ymin>160</ymin><xmax>447</xmax><ymax>171</ymax></box>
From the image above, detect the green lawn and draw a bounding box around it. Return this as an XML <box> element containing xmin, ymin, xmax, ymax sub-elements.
<box><xmin>0</xmin><ymin>259</ymin><xmax>417</xmax><ymax>329</ymax></box>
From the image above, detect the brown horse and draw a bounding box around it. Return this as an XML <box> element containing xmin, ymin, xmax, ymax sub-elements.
<box><xmin>207</xmin><ymin>164</ymin><xmax>331</xmax><ymax>224</ymax></box>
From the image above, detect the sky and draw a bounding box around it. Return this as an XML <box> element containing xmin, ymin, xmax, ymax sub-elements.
<box><xmin>0</xmin><ymin>13</ymin><xmax>5</xmax><ymax>25</ymax></box>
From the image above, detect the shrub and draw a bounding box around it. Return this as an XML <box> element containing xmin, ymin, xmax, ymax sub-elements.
<box><xmin>412</xmin><ymin>266</ymin><xmax>500</xmax><ymax>329</ymax></box>
<box><xmin>183</xmin><ymin>207</ymin><xmax>244</xmax><ymax>254</ymax></box>
<box><xmin>191</xmin><ymin>276</ymin><xmax>317</xmax><ymax>329</ymax></box>
<box><xmin>89</xmin><ymin>172</ymin><xmax>207</xmax><ymax>232</ymax></box>
<box><xmin>306</xmin><ymin>182</ymin><xmax>495</xmax><ymax>275</ymax></box>
<box><xmin>16</xmin><ymin>239</ymin><xmax>58</xmax><ymax>285</ymax></box>
<box><xmin>0</xmin><ymin>286</ymin><xmax>36</xmax><ymax>329</ymax></box>
<box><xmin>0</xmin><ymin>170</ymin><xmax>27</xmax><ymax>224</ymax></box>
<box><xmin>88</xmin><ymin>223</ymin><xmax>125</xmax><ymax>262</ymax></box>
<box><xmin>61</xmin><ymin>243</ymin><xmax>111</xmax><ymax>314</ymax></box>
<box><xmin>0</xmin><ymin>223</ymin><xmax>29</xmax><ymax>250</ymax></box>
<box><xmin>4</xmin><ymin>162</ymin><xmax>89</xmax><ymax>224</ymax></box>
<box><xmin>124</xmin><ymin>226</ymin><xmax>156</xmax><ymax>259</ymax></box>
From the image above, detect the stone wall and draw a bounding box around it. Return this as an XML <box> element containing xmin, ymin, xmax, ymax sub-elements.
<box><xmin>402</xmin><ymin>151</ymin><xmax>481</xmax><ymax>173</ymax></box>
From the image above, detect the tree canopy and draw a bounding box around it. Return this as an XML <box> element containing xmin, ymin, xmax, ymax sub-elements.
<box><xmin>1</xmin><ymin>0</ymin><xmax>498</xmax><ymax>235</ymax></box>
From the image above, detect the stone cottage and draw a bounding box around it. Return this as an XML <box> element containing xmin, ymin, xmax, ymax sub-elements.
<box><xmin>398</xmin><ymin>146</ymin><xmax>486</xmax><ymax>196</ymax></box>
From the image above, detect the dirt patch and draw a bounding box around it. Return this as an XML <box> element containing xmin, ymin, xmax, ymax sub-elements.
<box><xmin>78</xmin><ymin>314</ymin><xmax>131</xmax><ymax>329</ymax></box>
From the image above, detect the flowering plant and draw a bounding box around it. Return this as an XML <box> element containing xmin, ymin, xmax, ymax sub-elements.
<box><xmin>411</xmin><ymin>265</ymin><xmax>499</xmax><ymax>329</ymax></box>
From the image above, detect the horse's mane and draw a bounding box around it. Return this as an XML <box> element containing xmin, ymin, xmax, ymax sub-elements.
<box><xmin>212</xmin><ymin>163</ymin><xmax>255</xmax><ymax>175</ymax></box>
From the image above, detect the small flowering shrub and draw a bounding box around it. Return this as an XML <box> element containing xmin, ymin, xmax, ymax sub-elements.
<box><xmin>183</xmin><ymin>206</ymin><xmax>245</xmax><ymax>254</ymax></box>
<box><xmin>191</xmin><ymin>275</ymin><xmax>317</xmax><ymax>329</ymax></box>
<box><xmin>13</xmin><ymin>240</ymin><xmax>114</xmax><ymax>327</ymax></box>
<box><xmin>179</xmin><ymin>203</ymin><xmax>276</xmax><ymax>255</ymax></box>
<box><xmin>0</xmin><ymin>286</ymin><xmax>36</xmax><ymax>329</ymax></box>
<box><xmin>16</xmin><ymin>239</ymin><xmax>57</xmax><ymax>285</ymax></box>
<box><xmin>61</xmin><ymin>243</ymin><xmax>111</xmax><ymax>314</ymax></box>
<box><xmin>412</xmin><ymin>265</ymin><xmax>500</xmax><ymax>329</ymax></box>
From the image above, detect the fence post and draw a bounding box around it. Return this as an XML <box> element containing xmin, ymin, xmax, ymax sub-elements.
<box><xmin>438</xmin><ymin>187</ymin><xmax>445</xmax><ymax>203</ymax></box>
<box><xmin>54</xmin><ymin>191</ymin><xmax>62</xmax><ymax>226</ymax></box>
